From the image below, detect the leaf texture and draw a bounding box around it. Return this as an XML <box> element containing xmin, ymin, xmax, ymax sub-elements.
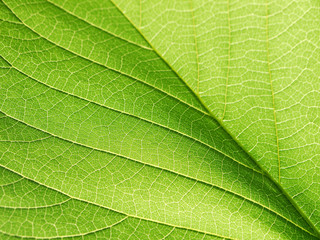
<box><xmin>0</xmin><ymin>0</ymin><xmax>319</xmax><ymax>239</ymax></box>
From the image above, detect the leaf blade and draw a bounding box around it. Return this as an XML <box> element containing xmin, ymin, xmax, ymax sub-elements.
<box><xmin>1</xmin><ymin>0</ymin><xmax>319</xmax><ymax>239</ymax></box>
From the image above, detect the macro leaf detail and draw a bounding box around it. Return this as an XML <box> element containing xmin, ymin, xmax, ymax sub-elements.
<box><xmin>0</xmin><ymin>0</ymin><xmax>319</xmax><ymax>239</ymax></box>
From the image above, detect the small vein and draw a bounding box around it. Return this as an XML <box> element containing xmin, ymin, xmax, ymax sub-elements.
<box><xmin>0</xmin><ymin>136</ymin><xmax>52</xmax><ymax>143</ymax></box>
<box><xmin>0</xmin><ymin>198</ymin><xmax>71</xmax><ymax>210</ymax></box>
<box><xmin>265</xmin><ymin>0</ymin><xmax>281</xmax><ymax>183</ymax></box>
<box><xmin>0</xmin><ymin>216</ymin><xmax>129</xmax><ymax>239</ymax></box>
<box><xmin>221</xmin><ymin>0</ymin><xmax>231</xmax><ymax>121</ymax></box>
<box><xmin>189</xmin><ymin>0</ymin><xmax>200</xmax><ymax>94</ymax></box>
<box><xmin>161</xmin><ymin>227</ymin><xmax>175</xmax><ymax>239</ymax></box>
<box><xmin>0</xmin><ymin>178</ymin><xmax>23</xmax><ymax>187</ymax></box>
<box><xmin>139</xmin><ymin>0</ymin><xmax>142</xmax><ymax>28</ymax></box>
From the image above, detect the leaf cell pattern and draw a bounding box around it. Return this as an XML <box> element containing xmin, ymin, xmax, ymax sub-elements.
<box><xmin>0</xmin><ymin>0</ymin><xmax>319</xmax><ymax>239</ymax></box>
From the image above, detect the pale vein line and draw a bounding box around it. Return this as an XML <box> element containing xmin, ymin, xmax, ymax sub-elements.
<box><xmin>0</xmin><ymin>216</ymin><xmax>129</xmax><ymax>239</ymax></box>
<box><xmin>139</xmin><ymin>0</ymin><xmax>142</xmax><ymax>28</ymax></box>
<box><xmin>0</xmin><ymin>178</ymin><xmax>23</xmax><ymax>187</ymax></box>
<box><xmin>189</xmin><ymin>0</ymin><xmax>200</xmax><ymax>94</ymax></box>
<box><xmin>0</xmin><ymin>18</ymin><xmax>20</xmax><ymax>24</ymax></box>
<box><xmin>161</xmin><ymin>227</ymin><xmax>175</xmax><ymax>239</ymax></box>
<box><xmin>0</xmin><ymin>198</ymin><xmax>71</xmax><ymax>210</ymax></box>
<box><xmin>4</xmin><ymin>61</ymin><xmax>259</xmax><ymax>173</ymax></box>
<box><xmin>0</xmin><ymin>136</ymin><xmax>52</xmax><ymax>143</ymax></box>
<box><xmin>0</xmin><ymin>113</ymin><xmax>316</xmax><ymax>237</ymax></box>
<box><xmin>221</xmin><ymin>0</ymin><xmax>231</xmax><ymax>121</ymax></box>
<box><xmin>0</xmin><ymin>166</ymin><xmax>232</xmax><ymax>240</ymax></box>
<box><xmin>265</xmin><ymin>0</ymin><xmax>281</xmax><ymax>183</ymax></box>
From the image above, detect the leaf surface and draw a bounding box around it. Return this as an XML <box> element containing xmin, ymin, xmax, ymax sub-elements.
<box><xmin>0</xmin><ymin>0</ymin><xmax>319</xmax><ymax>239</ymax></box>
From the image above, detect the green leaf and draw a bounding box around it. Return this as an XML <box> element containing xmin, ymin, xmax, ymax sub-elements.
<box><xmin>0</xmin><ymin>0</ymin><xmax>319</xmax><ymax>239</ymax></box>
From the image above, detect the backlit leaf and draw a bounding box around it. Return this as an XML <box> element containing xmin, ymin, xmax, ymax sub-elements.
<box><xmin>0</xmin><ymin>0</ymin><xmax>319</xmax><ymax>239</ymax></box>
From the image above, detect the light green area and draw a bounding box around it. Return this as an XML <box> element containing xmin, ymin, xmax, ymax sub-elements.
<box><xmin>0</xmin><ymin>0</ymin><xmax>319</xmax><ymax>239</ymax></box>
